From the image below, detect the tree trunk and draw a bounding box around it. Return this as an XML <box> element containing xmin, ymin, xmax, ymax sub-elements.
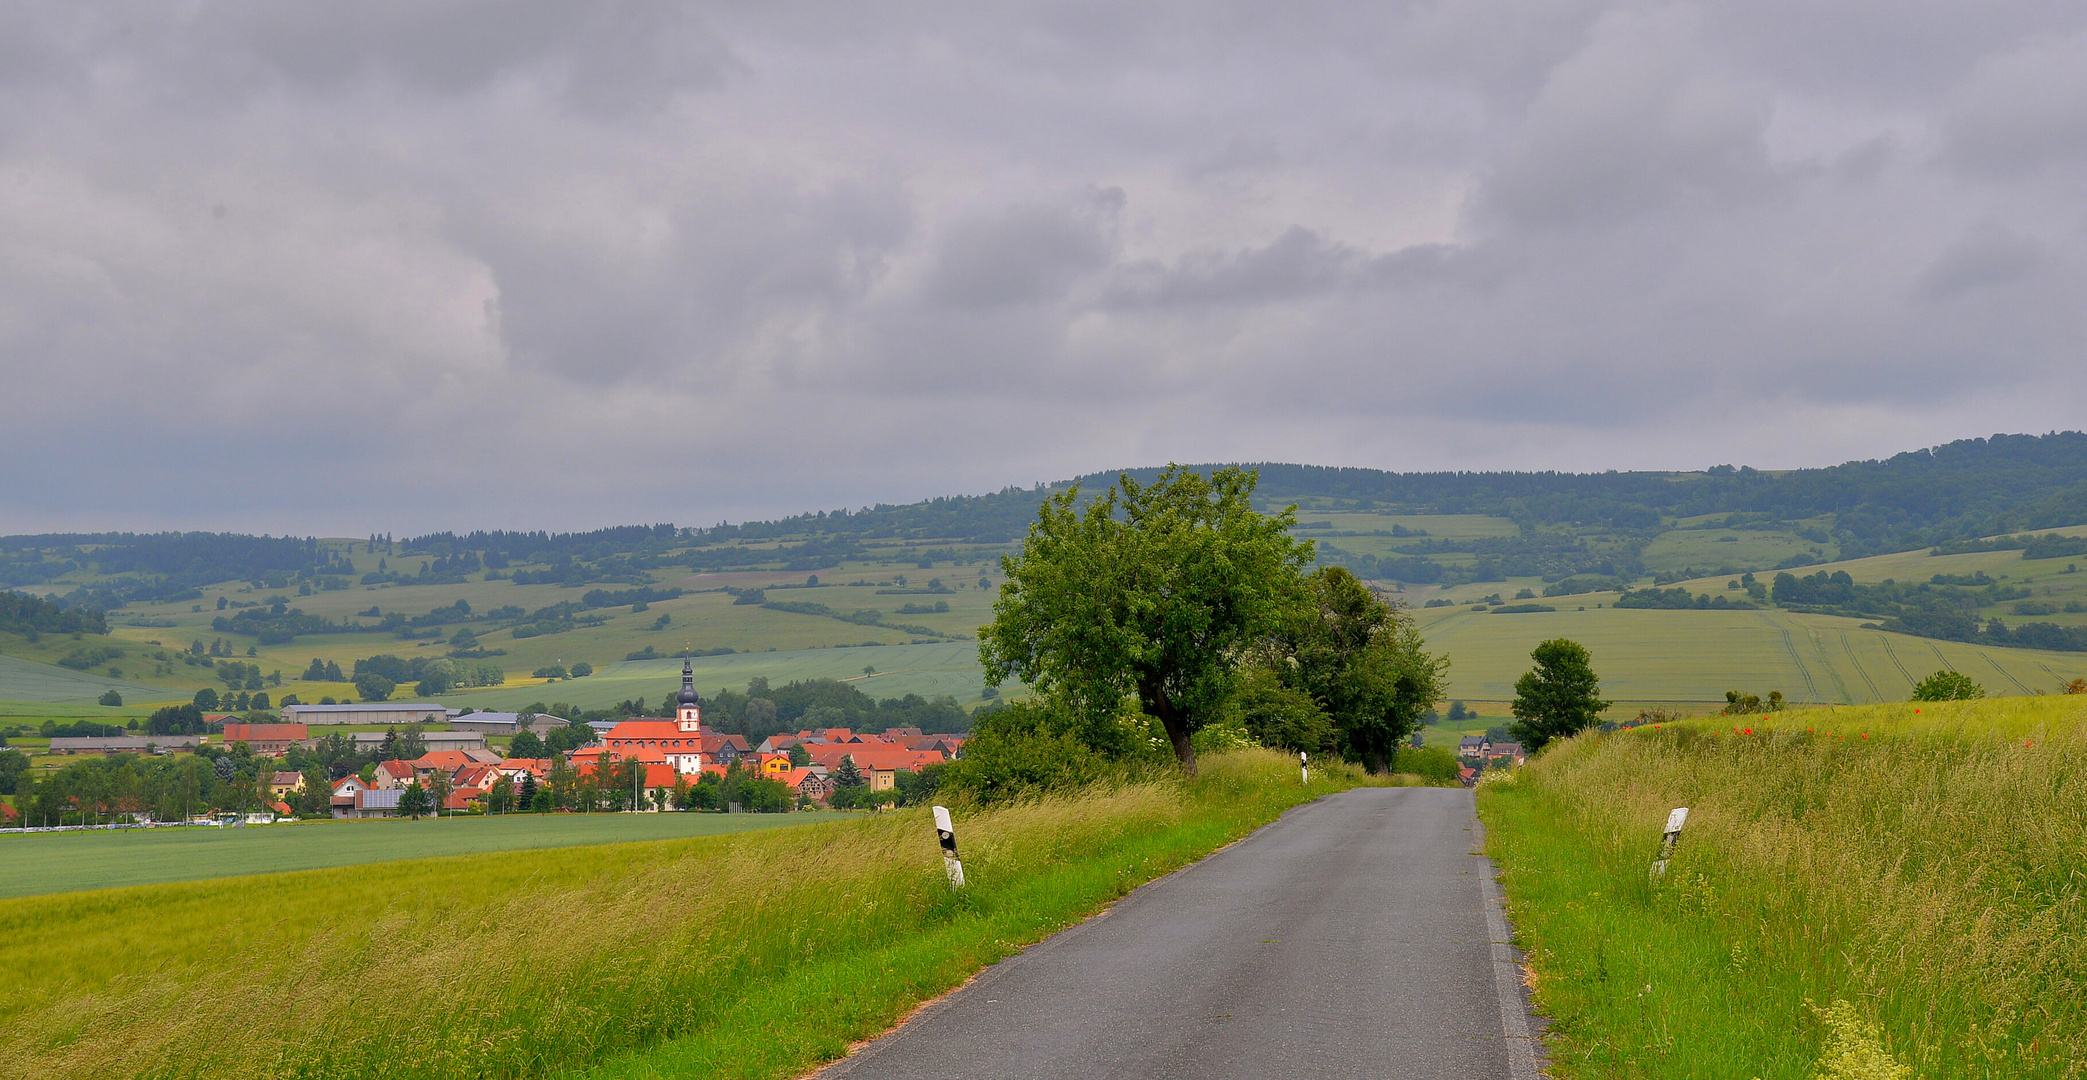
<box><xmin>1150</xmin><ymin>691</ymin><xmax>1198</xmax><ymax>777</ymax></box>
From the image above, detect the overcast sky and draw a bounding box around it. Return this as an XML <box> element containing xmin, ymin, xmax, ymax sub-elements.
<box><xmin>3</xmin><ymin>1</ymin><xmax>2084</xmax><ymax>536</ymax></box>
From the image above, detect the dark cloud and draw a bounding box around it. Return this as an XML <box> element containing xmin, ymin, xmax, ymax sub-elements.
<box><xmin>1</xmin><ymin>0</ymin><xmax>2083</xmax><ymax>533</ymax></box>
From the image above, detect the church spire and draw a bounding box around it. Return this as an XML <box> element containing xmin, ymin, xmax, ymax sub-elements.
<box><xmin>675</xmin><ymin>657</ymin><xmax>702</xmax><ymax>732</ymax></box>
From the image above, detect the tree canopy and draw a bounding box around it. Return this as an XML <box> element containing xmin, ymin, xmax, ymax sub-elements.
<box><xmin>1508</xmin><ymin>638</ymin><xmax>1611</xmax><ymax>752</ymax></box>
<box><xmin>1273</xmin><ymin>567</ymin><xmax>1448</xmax><ymax>773</ymax></box>
<box><xmin>980</xmin><ymin>466</ymin><xmax>1315</xmax><ymax>775</ymax></box>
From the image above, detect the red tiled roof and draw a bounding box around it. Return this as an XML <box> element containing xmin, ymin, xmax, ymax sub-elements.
<box><xmin>604</xmin><ymin>719</ymin><xmax>689</xmax><ymax>740</ymax></box>
<box><xmin>377</xmin><ymin>760</ymin><xmax>415</xmax><ymax>779</ymax></box>
<box><xmin>224</xmin><ymin>723</ymin><xmax>309</xmax><ymax>742</ymax></box>
<box><xmin>777</xmin><ymin>767</ymin><xmax>822</xmax><ymax>790</ymax></box>
<box><xmin>412</xmin><ymin>750</ymin><xmax>474</xmax><ymax>771</ymax></box>
<box><xmin>804</xmin><ymin>744</ymin><xmax>946</xmax><ymax>772</ymax></box>
<box><xmin>453</xmin><ymin>765</ymin><xmax>500</xmax><ymax>790</ymax></box>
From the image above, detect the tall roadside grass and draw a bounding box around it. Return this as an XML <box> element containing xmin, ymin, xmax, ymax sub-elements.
<box><xmin>0</xmin><ymin>749</ymin><xmax>1391</xmax><ymax>1080</ymax></box>
<box><xmin>1482</xmin><ymin>695</ymin><xmax>2087</xmax><ymax>1079</ymax></box>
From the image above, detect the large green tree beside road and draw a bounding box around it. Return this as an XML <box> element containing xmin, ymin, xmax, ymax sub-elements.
<box><xmin>1508</xmin><ymin>638</ymin><xmax>1610</xmax><ymax>752</ymax></box>
<box><xmin>980</xmin><ymin>466</ymin><xmax>1315</xmax><ymax>775</ymax></box>
<box><xmin>1274</xmin><ymin>567</ymin><xmax>1448</xmax><ymax>773</ymax></box>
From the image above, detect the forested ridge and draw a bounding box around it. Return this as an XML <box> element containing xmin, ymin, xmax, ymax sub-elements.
<box><xmin>6</xmin><ymin>432</ymin><xmax>2087</xmax><ymax>602</ymax></box>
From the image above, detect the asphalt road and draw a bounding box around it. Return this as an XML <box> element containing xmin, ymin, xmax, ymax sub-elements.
<box><xmin>822</xmin><ymin>786</ymin><xmax>1541</xmax><ymax>1080</ymax></box>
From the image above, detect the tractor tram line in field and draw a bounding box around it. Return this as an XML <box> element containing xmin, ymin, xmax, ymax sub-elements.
<box><xmin>1808</xmin><ymin>628</ymin><xmax>1853</xmax><ymax>704</ymax></box>
<box><xmin>1764</xmin><ymin>614</ymin><xmax>1824</xmax><ymax>704</ymax></box>
<box><xmin>1838</xmin><ymin>631</ymin><xmax>1885</xmax><ymax>703</ymax></box>
<box><xmin>1981</xmin><ymin>650</ymin><xmax>2035</xmax><ymax>696</ymax></box>
<box><xmin>1879</xmin><ymin>636</ymin><xmax>1918</xmax><ymax>687</ymax></box>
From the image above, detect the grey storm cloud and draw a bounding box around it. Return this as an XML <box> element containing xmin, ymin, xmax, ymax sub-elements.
<box><xmin>2</xmin><ymin>0</ymin><xmax>2085</xmax><ymax>534</ymax></box>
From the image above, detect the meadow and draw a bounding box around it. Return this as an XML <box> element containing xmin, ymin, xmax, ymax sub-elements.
<box><xmin>0</xmin><ymin>811</ymin><xmax>846</xmax><ymax>899</ymax></box>
<box><xmin>445</xmin><ymin>642</ymin><xmax>999</xmax><ymax>714</ymax></box>
<box><xmin>0</xmin><ymin>652</ymin><xmax>162</xmax><ymax>705</ymax></box>
<box><xmin>1482</xmin><ymin>695</ymin><xmax>2087</xmax><ymax>1078</ymax></box>
<box><xmin>0</xmin><ymin>749</ymin><xmax>1390</xmax><ymax>1080</ymax></box>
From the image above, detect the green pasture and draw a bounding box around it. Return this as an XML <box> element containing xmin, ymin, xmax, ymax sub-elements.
<box><xmin>1411</xmin><ymin>606</ymin><xmax>2087</xmax><ymax>704</ymax></box>
<box><xmin>1639</xmin><ymin>526</ymin><xmax>1835</xmax><ymax>575</ymax></box>
<box><xmin>437</xmin><ymin>641</ymin><xmax>1000</xmax><ymax>713</ymax></box>
<box><xmin>0</xmin><ymin>811</ymin><xmax>846</xmax><ymax>899</ymax></box>
<box><xmin>0</xmin><ymin>653</ymin><xmax>169</xmax><ymax>706</ymax></box>
<box><xmin>80</xmin><ymin>558</ymin><xmax>1006</xmax><ymax>706</ymax></box>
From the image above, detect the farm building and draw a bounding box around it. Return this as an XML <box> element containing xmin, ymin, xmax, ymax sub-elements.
<box><xmin>222</xmin><ymin>723</ymin><xmax>308</xmax><ymax>755</ymax></box>
<box><xmin>47</xmin><ymin>735</ymin><xmax>202</xmax><ymax>754</ymax></box>
<box><xmin>282</xmin><ymin>702</ymin><xmax>447</xmax><ymax>726</ymax></box>
<box><xmin>346</xmin><ymin>730</ymin><xmax>486</xmax><ymax>752</ymax></box>
<box><xmin>448</xmin><ymin>711</ymin><xmax>566</xmax><ymax>735</ymax></box>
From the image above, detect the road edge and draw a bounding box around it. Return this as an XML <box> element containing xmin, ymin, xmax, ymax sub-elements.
<box><xmin>1478</xmin><ymin>822</ymin><xmax>1547</xmax><ymax>1079</ymax></box>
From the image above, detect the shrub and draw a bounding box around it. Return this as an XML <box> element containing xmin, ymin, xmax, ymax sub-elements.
<box><xmin>1910</xmin><ymin>669</ymin><xmax>1982</xmax><ymax>701</ymax></box>
<box><xmin>938</xmin><ymin>699</ymin><xmax>1123</xmax><ymax>803</ymax></box>
<box><xmin>98</xmin><ymin>690</ymin><xmax>123</xmax><ymax>707</ymax></box>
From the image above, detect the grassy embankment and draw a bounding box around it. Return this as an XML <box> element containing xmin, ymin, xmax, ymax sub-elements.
<box><xmin>1</xmin><ymin>749</ymin><xmax>1397</xmax><ymax>1080</ymax></box>
<box><xmin>1482</xmin><ymin>695</ymin><xmax>2087</xmax><ymax>1078</ymax></box>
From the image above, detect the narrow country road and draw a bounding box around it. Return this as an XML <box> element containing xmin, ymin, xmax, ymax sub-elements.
<box><xmin>820</xmin><ymin>786</ymin><xmax>1542</xmax><ymax>1080</ymax></box>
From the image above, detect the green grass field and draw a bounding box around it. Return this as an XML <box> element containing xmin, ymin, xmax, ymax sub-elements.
<box><xmin>0</xmin><ymin>750</ymin><xmax>1388</xmax><ymax>1080</ymax></box>
<box><xmin>439</xmin><ymin>641</ymin><xmax>1002</xmax><ymax>713</ymax></box>
<box><xmin>0</xmin><ymin>811</ymin><xmax>849</xmax><ymax>899</ymax></box>
<box><xmin>1483</xmin><ymin>695</ymin><xmax>2087</xmax><ymax>1078</ymax></box>
<box><xmin>0</xmin><ymin>653</ymin><xmax>167</xmax><ymax>706</ymax></box>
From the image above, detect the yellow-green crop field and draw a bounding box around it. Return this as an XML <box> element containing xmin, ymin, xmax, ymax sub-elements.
<box><xmin>1412</xmin><ymin>606</ymin><xmax>2087</xmax><ymax>704</ymax></box>
<box><xmin>1484</xmin><ymin>694</ymin><xmax>2087</xmax><ymax>1078</ymax></box>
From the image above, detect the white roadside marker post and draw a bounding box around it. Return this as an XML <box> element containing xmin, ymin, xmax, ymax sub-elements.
<box><xmin>1650</xmin><ymin>807</ymin><xmax>1688</xmax><ymax>883</ymax></box>
<box><xmin>1301</xmin><ymin>751</ymin><xmax>1309</xmax><ymax>785</ymax></box>
<box><xmin>933</xmin><ymin>805</ymin><xmax>966</xmax><ymax>888</ymax></box>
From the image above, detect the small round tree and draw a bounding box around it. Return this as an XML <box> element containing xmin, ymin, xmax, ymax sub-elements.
<box><xmin>1508</xmin><ymin>638</ymin><xmax>1611</xmax><ymax>753</ymax></box>
<box><xmin>1911</xmin><ymin>670</ymin><xmax>1983</xmax><ymax>701</ymax></box>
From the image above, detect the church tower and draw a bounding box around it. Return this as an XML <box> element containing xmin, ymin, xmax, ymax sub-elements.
<box><xmin>675</xmin><ymin>657</ymin><xmax>702</xmax><ymax>733</ymax></box>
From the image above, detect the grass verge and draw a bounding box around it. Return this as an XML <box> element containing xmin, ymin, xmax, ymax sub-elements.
<box><xmin>2</xmin><ymin>749</ymin><xmax>1394</xmax><ymax>1080</ymax></box>
<box><xmin>1481</xmin><ymin>695</ymin><xmax>2087</xmax><ymax>1079</ymax></box>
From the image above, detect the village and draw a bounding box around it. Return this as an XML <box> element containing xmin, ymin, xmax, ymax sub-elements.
<box><xmin>26</xmin><ymin>661</ymin><xmax>964</xmax><ymax>825</ymax></box>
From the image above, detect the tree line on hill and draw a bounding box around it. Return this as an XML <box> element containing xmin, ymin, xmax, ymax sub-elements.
<box><xmin>12</xmin><ymin>432</ymin><xmax>2087</xmax><ymax>626</ymax></box>
<box><xmin>0</xmin><ymin>591</ymin><xmax>106</xmax><ymax>637</ymax></box>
